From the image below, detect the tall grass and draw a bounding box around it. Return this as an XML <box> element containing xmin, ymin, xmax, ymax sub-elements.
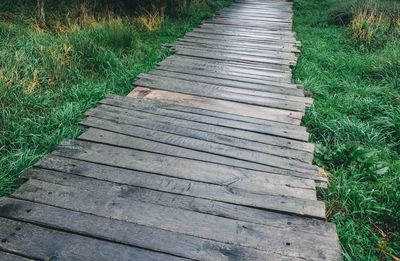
<box><xmin>0</xmin><ymin>0</ymin><xmax>232</xmax><ymax>196</ymax></box>
<box><xmin>294</xmin><ymin>0</ymin><xmax>400</xmax><ymax>260</ymax></box>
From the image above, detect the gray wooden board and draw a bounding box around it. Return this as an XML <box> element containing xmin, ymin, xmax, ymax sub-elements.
<box><xmin>78</xmin><ymin>126</ymin><xmax>317</xmax><ymax>190</ymax></box>
<box><xmin>0</xmin><ymin>198</ymin><xmax>298</xmax><ymax>261</ymax></box>
<box><xmin>81</xmin><ymin>115</ymin><xmax>312</xmax><ymax>164</ymax></box>
<box><xmin>182</xmin><ymin>31</ymin><xmax>297</xmax><ymax>46</ymax></box>
<box><xmin>148</xmin><ymin>67</ymin><xmax>296</xmax><ymax>90</ymax></box>
<box><xmin>146</xmin><ymin>70</ymin><xmax>312</xmax><ymax>104</ymax></box>
<box><xmin>0</xmin><ymin>251</ymin><xmax>33</xmax><ymax>261</ymax></box>
<box><xmin>106</xmin><ymin>94</ymin><xmax>304</xmax><ymax>128</ymax></box>
<box><xmin>0</xmin><ymin>217</ymin><xmax>186</xmax><ymax>261</ymax></box>
<box><xmin>137</xmin><ymin>72</ymin><xmax>304</xmax><ymax>97</ymax></box>
<box><xmin>173</xmin><ymin>48</ymin><xmax>293</xmax><ymax>68</ymax></box>
<box><xmin>159</xmin><ymin>55</ymin><xmax>292</xmax><ymax>77</ymax></box>
<box><xmin>215</xmin><ymin>13</ymin><xmax>292</xmax><ymax>21</ymax></box>
<box><xmin>153</xmin><ymin>65</ymin><xmax>293</xmax><ymax>92</ymax></box>
<box><xmin>176</xmin><ymin>37</ymin><xmax>297</xmax><ymax>54</ymax></box>
<box><xmin>130</xmin><ymin>89</ymin><xmax>304</xmax><ymax>125</ymax></box>
<box><xmin>100</xmin><ymin>96</ymin><xmax>310</xmax><ymax>140</ymax></box>
<box><xmin>186</xmin><ymin>31</ymin><xmax>296</xmax><ymax>44</ymax></box>
<box><xmin>83</xmin><ymin>109</ymin><xmax>315</xmax><ymax>167</ymax></box>
<box><xmin>162</xmin><ymin>52</ymin><xmax>292</xmax><ymax>71</ymax></box>
<box><xmin>11</xmin><ymin>179</ymin><xmax>341</xmax><ymax>260</ymax></box>
<box><xmin>192</xmin><ymin>27</ymin><xmax>295</xmax><ymax>38</ymax></box>
<box><xmin>170</xmin><ymin>45</ymin><xmax>296</xmax><ymax>63</ymax></box>
<box><xmin>206</xmin><ymin>21</ymin><xmax>292</xmax><ymax>29</ymax></box>
<box><xmin>86</xmin><ymin>103</ymin><xmax>314</xmax><ymax>153</ymax></box>
<box><xmin>31</xmin><ymin>157</ymin><xmax>317</xmax><ymax>210</ymax></box>
<box><xmin>135</xmin><ymin>72</ymin><xmax>302</xmax><ymax>97</ymax></box>
<box><xmin>85</xmin><ymin>106</ymin><xmax>315</xmax><ymax>168</ymax></box>
<box><xmin>211</xmin><ymin>15</ymin><xmax>292</xmax><ymax>23</ymax></box>
<box><xmin>200</xmin><ymin>23</ymin><xmax>295</xmax><ymax>36</ymax></box>
<box><xmin>171</xmin><ymin>41</ymin><xmax>297</xmax><ymax>60</ymax></box>
<box><xmin>23</xmin><ymin>167</ymin><xmax>318</xmax><ymax>218</ymax></box>
<box><xmin>202</xmin><ymin>21</ymin><xmax>291</xmax><ymax>31</ymax></box>
<box><xmin>134</xmin><ymin>76</ymin><xmax>305</xmax><ymax>112</ymax></box>
<box><xmin>27</xmin><ymin>156</ymin><xmax>335</xmax><ymax>235</ymax></box>
<box><xmin>53</xmin><ymin>139</ymin><xmax>321</xmax><ymax>195</ymax></box>
<box><xmin>157</xmin><ymin>61</ymin><xmax>291</xmax><ymax>83</ymax></box>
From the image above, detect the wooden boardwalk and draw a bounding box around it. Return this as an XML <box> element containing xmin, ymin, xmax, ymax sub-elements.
<box><xmin>0</xmin><ymin>0</ymin><xmax>342</xmax><ymax>260</ymax></box>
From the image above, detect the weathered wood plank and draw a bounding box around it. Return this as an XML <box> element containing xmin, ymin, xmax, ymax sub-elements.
<box><xmin>173</xmin><ymin>47</ymin><xmax>293</xmax><ymax>67</ymax></box>
<box><xmin>24</xmin><ymin>167</ymin><xmax>319</xmax><ymax>217</ymax></box>
<box><xmin>0</xmin><ymin>217</ymin><xmax>185</xmax><ymax>261</ymax></box>
<box><xmin>146</xmin><ymin>70</ymin><xmax>312</xmax><ymax>105</ymax></box>
<box><xmin>52</xmin><ymin>139</ymin><xmax>322</xmax><ymax>195</ymax></box>
<box><xmin>129</xmin><ymin>87</ymin><xmax>303</xmax><ymax>124</ymax></box>
<box><xmin>99</xmin><ymin>96</ymin><xmax>310</xmax><ymax>141</ymax></box>
<box><xmin>82</xmin><ymin>110</ymin><xmax>314</xmax><ymax>167</ymax></box>
<box><xmin>12</xmin><ymin>179</ymin><xmax>341</xmax><ymax>260</ymax></box>
<box><xmin>0</xmin><ymin>198</ymin><xmax>297</xmax><ymax>261</ymax></box>
<box><xmin>106</xmin><ymin>94</ymin><xmax>306</xmax><ymax>130</ymax></box>
<box><xmin>157</xmin><ymin>62</ymin><xmax>291</xmax><ymax>84</ymax></box>
<box><xmin>31</xmin><ymin>156</ymin><xmax>332</xmax><ymax>233</ymax></box>
<box><xmin>171</xmin><ymin>41</ymin><xmax>297</xmax><ymax>60</ymax></box>
<box><xmin>81</xmin><ymin>115</ymin><xmax>313</xmax><ymax>164</ymax></box>
<box><xmin>134</xmin><ymin>75</ymin><xmax>305</xmax><ymax>112</ymax></box>
<box><xmin>79</xmin><ymin>120</ymin><xmax>316</xmax><ymax>178</ymax></box>
<box><xmin>160</xmin><ymin>54</ymin><xmax>292</xmax><ymax>76</ymax></box>
<box><xmin>90</xmin><ymin>101</ymin><xmax>314</xmax><ymax>153</ymax></box>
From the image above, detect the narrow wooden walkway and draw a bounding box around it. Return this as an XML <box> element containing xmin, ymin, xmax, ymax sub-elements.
<box><xmin>0</xmin><ymin>0</ymin><xmax>342</xmax><ymax>260</ymax></box>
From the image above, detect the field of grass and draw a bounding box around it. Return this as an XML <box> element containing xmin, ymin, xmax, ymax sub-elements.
<box><xmin>0</xmin><ymin>0</ymin><xmax>232</xmax><ymax>196</ymax></box>
<box><xmin>294</xmin><ymin>0</ymin><xmax>400</xmax><ymax>260</ymax></box>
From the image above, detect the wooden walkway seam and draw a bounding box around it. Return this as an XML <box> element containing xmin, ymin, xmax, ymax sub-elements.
<box><xmin>0</xmin><ymin>0</ymin><xmax>342</xmax><ymax>260</ymax></box>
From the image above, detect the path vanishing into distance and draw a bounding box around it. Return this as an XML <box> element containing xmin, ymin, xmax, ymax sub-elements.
<box><xmin>0</xmin><ymin>0</ymin><xmax>342</xmax><ymax>260</ymax></box>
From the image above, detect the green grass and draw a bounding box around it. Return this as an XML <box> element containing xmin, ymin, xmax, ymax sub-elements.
<box><xmin>293</xmin><ymin>0</ymin><xmax>400</xmax><ymax>260</ymax></box>
<box><xmin>0</xmin><ymin>0</ymin><xmax>232</xmax><ymax>196</ymax></box>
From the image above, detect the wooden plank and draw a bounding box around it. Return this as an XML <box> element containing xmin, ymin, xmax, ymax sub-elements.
<box><xmin>81</xmin><ymin>115</ymin><xmax>312</xmax><ymax>164</ymax></box>
<box><xmin>0</xmin><ymin>198</ymin><xmax>296</xmax><ymax>261</ymax></box>
<box><xmin>172</xmin><ymin>39</ymin><xmax>297</xmax><ymax>58</ymax></box>
<box><xmin>24</xmin><ymin>166</ymin><xmax>318</xmax><ymax>217</ymax></box>
<box><xmin>78</xmin><ymin>126</ymin><xmax>317</xmax><ymax>188</ymax></box>
<box><xmin>147</xmin><ymin>68</ymin><xmax>297</xmax><ymax>91</ymax></box>
<box><xmin>200</xmin><ymin>23</ymin><xmax>295</xmax><ymax>36</ymax></box>
<box><xmin>160</xmin><ymin>54</ymin><xmax>292</xmax><ymax>74</ymax></box>
<box><xmin>190</xmin><ymin>29</ymin><xmax>296</xmax><ymax>43</ymax></box>
<box><xmin>186</xmin><ymin>31</ymin><xmax>296</xmax><ymax>44</ymax></box>
<box><xmin>136</xmin><ymin>72</ymin><xmax>304</xmax><ymax>98</ymax></box>
<box><xmin>0</xmin><ymin>217</ymin><xmax>185</xmax><ymax>261</ymax></box>
<box><xmin>129</xmin><ymin>87</ymin><xmax>303</xmax><ymax>124</ymax></box>
<box><xmin>134</xmin><ymin>76</ymin><xmax>305</xmax><ymax>112</ymax></box>
<box><xmin>32</xmin><ymin>156</ymin><xmax>331</xmax><ymax>234</ymax></box>
<box><xmin>146</xmin><ymin>70</ymin><xmax>312</xmax><ymax>104</ymax></box>
<box><xmin>108</xmin><ymin>94</ymin><xmax>304</xmax><ymax>129</ymax></box>
<box><xmin>158</xmin><ymin>58</ymin><xmax>291</xmax><ymax>81</ymax></box>
<box><xmin>129</xmin><ymin>87</ymin><xmax>303</xmax><ymax>125</ymax></box>
<box><xmin>82</xmin><ymin>109</ymin><xmax>314</xmax><ymax>165</ymax></box>
<box><xmin>173</xmin><ymin>48</ymin><xmax>293</xmax><ymax>68</ymax></box>
<box><xmin>171</xmin><ymin>40</ymin><xmax>297</xmax><ymax>60</ymax></box>
<box><xmin>85</xmin><ymin>104</ymin><xmax>313</xmax><ymax>156</ymax></box>
<box><xmin>52</xmin><ymin>139</ymin><xmax>321</xmax><ymax>194</ymax></box>
<box><xmin>99</xmin><ymin>96</ymin><xmax>310</xmax><ymax>141</ymax></box>
<box><xmin>176</xmin><ymin>37</ymin><xmax>297</xmax><ymax>55</ymax></box>
<box><xmin>12</xmin><ymin>179</ymin><xmax>341</xmax><ymax>260</ymax></box>
<box><xmin>157</xmin><ymin>60</ymin><xmax>291</xmax><ymax>84</ymax></box>
<box><xmin>100</xmin><ymin>97</ymin><xmax>314</xmax><ymax>153</ymax></box>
